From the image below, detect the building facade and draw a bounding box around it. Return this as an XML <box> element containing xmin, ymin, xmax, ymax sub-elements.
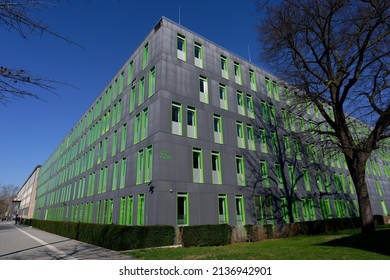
<box><xmin>33</xmin><ymin>17</ymin><xmax>390</xmax><ymax>227</ymax></box>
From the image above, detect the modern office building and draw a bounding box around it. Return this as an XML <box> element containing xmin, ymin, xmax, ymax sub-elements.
<box><xmin>15</xmin><ymin>165</ymin><xmax>41</xmax><ymax>219</ymax></box>
<box><xmin>33</xmin><ymin>17</ymin><xmax>390</xmax><ymax>227</ymax></box>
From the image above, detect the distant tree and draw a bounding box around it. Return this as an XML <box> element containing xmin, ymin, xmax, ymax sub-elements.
<box><xmin>257</xmin><ymin>0</ymin><xmax>390</xmax><ymax>233</ymax></box>
<box><xmin>0</xmin><ymin>184</ymin><xmax>19</xmax><ymax>216</ymax></box>
<box><xmin>0</xmin><ymin>0</ymin><xmax>77</xmax><ymax>105</ymax></box>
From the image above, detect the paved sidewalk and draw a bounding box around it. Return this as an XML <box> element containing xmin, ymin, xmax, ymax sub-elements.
<box><xmin>0</xmin><ymin>221</ymin><xmax>135</xmax><ymax>260</ymax></box>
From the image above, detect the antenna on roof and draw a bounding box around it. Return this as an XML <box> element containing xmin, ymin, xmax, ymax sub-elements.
<box><xmin>179</xmin><ymin>5</ymin><xmax>181</xmax><ymax>25</ymax></box>
<box><xmin>248</xmin><ymin>45</ymin><xmax>252</xmax><ymax>63</ymax></box>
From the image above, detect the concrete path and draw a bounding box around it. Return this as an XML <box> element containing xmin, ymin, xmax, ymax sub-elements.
<box><xmin>0</xmin><ymin>221</ymin><xmax>135</xmax><ymax>260</ymax></box>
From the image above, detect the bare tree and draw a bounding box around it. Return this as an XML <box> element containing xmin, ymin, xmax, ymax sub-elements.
<box><xmin>0</xmin><ymin>184</ymin><xmax>19</xmax><ymax>217</ymax></box>
<box><xmin>0</xmin><ymin>0</ymin><xmax>78</xmax><ymax>104</ymax></box>
<box><xmin>257</xmin><ymin>0</ymin><xmax>390</xmax><ymax>233</ymax></box>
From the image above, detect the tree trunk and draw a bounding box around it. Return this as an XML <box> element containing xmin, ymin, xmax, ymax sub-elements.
<box><xmin>347</xmin><ymin>153</ymin><xmax>375</xmax><ymax>234</ymax></box>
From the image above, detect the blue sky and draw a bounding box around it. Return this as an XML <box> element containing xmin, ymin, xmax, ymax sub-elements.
<box><xmin>0</xmin><ymin>0</ymin><xmax>264</xmax><ymax>188</ymax></box>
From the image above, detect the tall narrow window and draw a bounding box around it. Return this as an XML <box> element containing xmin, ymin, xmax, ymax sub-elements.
<box><xmin>288</xmin><ymin>164</ymin><xmax>296</xmax><ymax>190</ymax></box>
<box><xmin>381</xmin><ymin>200</ymin><xmax>388</xmax><ymax>216</ymax></box>
<box><xmin>194</xmin><ymin>42</ymin><xmax>203</xmax><ymax>68</ymax></box>
<box><xmin>172</xmin><ymin>102</ymin><xmax>182</xmax><ymax>135</ymax></box>
<box><xmin>218</xmin><ymin>194</ymin><xmax>229</xmax><ymax>224</ymax></box>
<box><xmin>138</xmin><ymin>77</ymin><xmax>145</xmax><ymax>106</ymax></box>
<box><xmin>136</xmin><ymin>149</ymin><xmax>144</xmax><ymax>185</ymax></box>
<box><xmin>249</xmin><ymin>69</ymin><xmax>257</xmax><ymax>91</ymax></box>
<box><xmin>236</xmin><ymin>121</ymin><xmax>245</xmax><ymax>149</ymax></box>
<box><xmin>260</xmin><ymin>100</ymin><xmax>268</xmax><ymax>123</ymax></box>
<box><xmin>220</xmin><ymin>55</ymin><xmax>229</xmax><ymax>79</ymax></box>
<box><xmin>235</xmin><ymin>195</ymin><xmax>245</xmax><ymax>225</ymax></box>
<box><xmin>137</xmin><ymin>194</ymin><xmax>145</xmax><ymax>226</ymax></box>
<box><xmin>275</xmin><ymin>163</ymin><xmax>284</xmax><ymax>188</ymax></box>
<box><xmin>148</xmin><ymin>66</ymin><xmax>156</xmax><ymax>97</ymax></box>
<box><xmin>270</xmin><ymin>131</ymin><xmax>279</xmax><ymax>153</ymax></box>
<box><xmin>142</xmin><ymin>42</ymin><xmax>149</xmax><ymax>70</ymax></box>
<box><xmin>177</xmin><ymin>193</ymin><xmax>189</xmax><ymax>226</ymax></box>
<box><xmin>119</xmin><ymin>72</ymin><xmax>124</xmax><ymax>94</ymax></box>
<box><xmin>283</xmin><ymin>136</ymin><xmax>291</xmax><ymax>158</ymax></box>
<box><xmin>127</xmin><ymin>61</ymin><xmax>133</xmax><ymax>86</ymax></box>
<box><xmin>213</xmin><ymin>114</ymin><xmax>223</xmax><ymax>144</ymax></box>
<box><xmin>246</xmin><ymin>94</ymin><xmax>254</xmax><ymax>119</ymax></box>
<box><xmin>129</xmin><ymin>85</ymin><xmax>135</xmax><ymax>113</ymax></box>
<box><xmin>219</xmin><ymin>83</ymin><xmax>228</xmax><ymax>110</ymax></box>
<box><xmin>145</xmin><ymin>146</ymin><xmax>153</xmax><ymax>183</ymax></box>
<box><xmin>259</xmin><ymin>128</ymin><xmax>268</xmax><ymax>153</ymax></box>
<box><xmin>303</xmin><ymin>168</ymin><xmax>311</xmax><ymax>191</ymax></box>
<box><xmin>246</xmin><ymin>124</ymin><xmax>255</xmax><ymax>151</ymax></box>
<box><xmin>199</xmin><ymin>75</ymin><xmax>208</xmax><ymax>103</ymax></box>
<box><xmin>236</xmin><ymin>155</ymin><xmax>246</xmax><ymax>186</ymax></box>
<box><xmin>120</xmin><ymin>158</ymin><xmax>126</xmax><ymax>189</ymax></box>
<box><xmin>273</xmin><ymin>81</ymin><xmax>280</xmax><ymax>101</ymax></box>
<box><xmin>315</xmin><ymin>170</ymin><xmax>324</xmax><ymax>192</ymax></box>
<box><xmin>177</xmin><ymin>33</ymin><xmax>186</xmax><ymax>61</ymax></box>
<box><xmin>126</xmin><ymin>196</ymin><xmax>133</xmax><ymax>225</ymax></box>
<box><xmin>376</xmin><ymin>180</ymin><xmax>383</xmax><ymax>196</ymax></box>
<box><xmin>133</xmin><ymin>113</ymin><xmax>141</xmax><ymax>144</ymax></box>
<box><xmin>141</xmin><ymin>108</ymin><xmax>149</xmax><ymax>140</ymax></box>
<box><xmin>112</xmin><ymin>130</ymin><xmax>118</xmax><ymax>156</ymax></box>
<box><xmin>119</xmin><ymin>197</ymin><xmax>126</xmax><ymax>225</ymax></box>
<box><xmin>233</xmin><ymin>61</ymin><xmax>242</xmax><ymax>85</ymax></box>
<box><xmin>260</xmin><ymin>159</ymin><xmax>270</xmax><ymax>188</ymax></box>
<box><xmin>120</xmin><ymin>124</ymin><xmax>127</xmax><ymax>151</ymax></box>
<box><xmin>112</xmin><ymin>161</ymin><xmax>118</xmax><ymax>191</ymax></box>
<box><xmin>186</xmin><ymin>106</ymin><xmax>197</xmax><ymax>138</ymax></box>
<box><xmin>265</xmin><ymin>77</ymin><xmax>272</xmax><ymax>98</ymax></box>
<box><xmin>236</xmin><ymin>91</ymin><xmax>245</xmax><ymax>116</ymax></box>
<box><xmin>211</xmin><ymin>151</ymin><xmax>222</xmax><ymax>184</ymax></box>
<box><xmin>192</xmin><ymin>148</ymin><xmax>203</xmax><ymax>183</ymax></box>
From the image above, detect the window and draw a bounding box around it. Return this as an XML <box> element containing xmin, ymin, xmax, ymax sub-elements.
<box><xmin>133</xmin><ymin>114</ymin><xmax>141</xmax><ymax>144</ymax></box>
<box><xmin>137</xmin><ymin>194</ymin><xmax>145</xmax><ymax>226</ymax></box>
<box><xmin>186</xmin><ymin>106</ymin><xmax>197</xmax><ymax>138</ymax></box>
<box><xmin>294</xmin><ymin>139</ymin><xmax>301</xmax><ymax>160</ymax></box>
<box><xmin>265</xmin><ymin>77</ymin><xmax>272</xmax><ymax>98</ymax></box>
<box><xmin>213</xmin><ymin>114</ymin><xmax>223</xmax><ymax>144</ymax></box>
<box><xmin>119</xmin><ymin>72</ymin><xmax>124</xmax><ymax>94</ymax></box>
<box><xmin>260</xmin><ymin>159</ymin><xmax>269</xmax><ymax>188</ymax></box>
<box><xmin>381</xmin><ymin>200</ymin><xmax>388</xmax><ymax>216</ymax></box>
<box><xmin>138</xmin><ymin>77</ymin><xmax>145</xmax><ymax>106</ymax></box>
<box><xmin>177</xmin><ymin>193</ymin><xmax>189</xmax><ymax>226</ymax></box>
<box><xmin>288</xmin><ymin>164</ymin><xmax>296</xmax><ymax>190</ymax></box>
<box><xmin>219</xmin><ymin>83</ymin><xmax>228</xmax><ymax>110</ymax></box>
<box><xmin>218</xmin><ymin>194</ymin><xmax>229</xmax><ymax>224</ymax></box>
<box><xmin>119</xmin><ymin>197</ymin><xmax>126</xmax><ymax>225</ymax></box>
<box><xmin>269</xmin><ymin>103</ymin><xmax>277</xmax><ymax>125</ymax></box>
<box><xmin>270</xmin><ymin>131</ymin><xmax>279</xmax><ymax>153</ymax></box>
<box><xmin>192</xmin><ymin>148</ymin><xmax>203</xmax><ymax>183</ymax></box>
<box><xmin>259</xmin><ymin>128</ymin><xmax>268</xmax><ymax>153</ymax></box>
<box><xmin>283</xmin><ymin>136</ymin><xmax>291</xmax><ymax>158</ymax></box>
<box><xmin>303</xmin><ymin>168</ymin><xmax>311</xmax><ymax>191</ymax></box>
<box><xmin>236</xmin><ymin>91</ymin><xmax>245</xmax><ymax>116</ymax></box>
<box><xmin>211</xmin><ymin>151</ymin><xmax>222</xmax><ymax>184</ymax></box>
<box><xmin>112</xmin><ymin>161</ymin><xmax>118</xmax><ymax>191</ymax></box>
<box><xmin>194</xmin><ymin>42</ymin><xmax>203</xmax><ymax>68</ymax></box>
<box><xmin>333</xmin><ymin>172</ymin><xmax>341</xmax><ymax>193</ymax></box>
<box><xmin>120</xmin><ymin>124</ymin><xmax>127</xmax><ymax>151</ymax></box>
<box><xmin>148</xmin><ymin>66</ymin><xmax>156</xmax><ymax>97</ymax></box>
<box><xmin>249</xmin><ymin>69</ymin><xmax>257</xmax><ymax>91</ymax></box>
<box><xmin>284</xmin><ymin>86</ymin><xmax>291</xmax><ymax>104</ymax></box>
<box><xmin>347</xmin><ymin>175</ymin><xmax>355</xmax><ymax>194</ymax></box>
<box><xmin>246</xmin><ymin>94</ymin><xmax>254</xmax><ymax>119</ymax></box>
<box><xmin>275</xmin><ymin>163</ymin><xmax>284</xmax><ymax>188</ymax></box>
<box><xmin>112</xmin><ymin>130</ymin><xmax>118</xmax><ymax>156</ymax></box>
<box><xmin>233</xmin><ymin>61</ymin><xmax>242</xmax><ymax>85</ymax></box>
<box><xmin>260</xmin><ymin>100</ymin><xmax>268</xmax><ymax>123</ymax></box>
<box><xmin>199</xmin><ymin>75</ymin><xmax>208</xmax><ymax>103</ymax></box>
<box><xmin>126</xmin><ymin>196</ymin><xmax>133</xmax><ymax>225</ymax></box>
<box><xmin>143</xmin><ymin>42</ymin><xmax>149</xmax><ymax>70</ymax></box>
<box><xmin>246</xmin><ymin>124</ymin><xmax>255</xmax><ymax>151</ymax></box>
<box><xmin>145</xmin><ymin>146</ymin><xmax>153</xmax><ymax>183</ymax></box>
<box><xmin>220</xmin><ymin>55</ymin><xmax>229</xmax><ymax>79</ymax></box>
<box><xmin>177</xmin><ymin>33</ymin><xmax>186</xmax><ymax>61</ymax></box>
<box><xmin>127</xmin><ymin>61</ymin><xmax>133</xmax><ymax>86</ymax></box>
<box><xmin>172</xmin><ymin>102</ymin><xmax>182</xmax><ymax>135</ymax></box>
<box><xmin>141</xmin><ymin>108</ymin><xmax>149</xmax><ymax>140</ymax></box>
<box><xmin>120</xmin><ymin>158</ymin><xmax>126</xmax><ymax>189</ymax></box>
<box><xmin>235</xmin><ymin>195</ymin><xmax>246</xmax><ymax>225</ymax></box>
<box><xmin>273</xmin><ymin>81</ymin><xmax>280</xmax><ymax>101</ymax></box>
<box><xmin>129</xmin><ymin>85</ymin><xmax>135</xmax><ymax>113</ymax></box>
<box><xmin>136</xmin><ymin>149</ymin><xmax>144</xmax><ymax>185</ymax></box>
<box><xmin>288</xmin><ymin>111</ymin><xmax>296</xmax><ymax>132</ymax></box>
<box><xmin>236</xmin><ymin>155</ymin><xmax>246</xmax><ymax>186</ymax></box>
<box><xmin>236</xmin><ymin>121</ymin><xmax>245</xmax><ymax>149</ymax></box>
<box><xmin>315</xmin><ymin>170</ymin><xmax>324</xmax><ymax>192</ymax></box>
<box><xmin>376</xmin><ymin>180</ymin><xmax>383</xmax><ymax>196</ymax></box>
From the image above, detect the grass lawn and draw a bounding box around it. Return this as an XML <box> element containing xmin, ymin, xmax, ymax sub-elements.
<box><xmin>124</xmin><ymin>225</ymin><xmax>390</xmax><ymax>260</ymax></box>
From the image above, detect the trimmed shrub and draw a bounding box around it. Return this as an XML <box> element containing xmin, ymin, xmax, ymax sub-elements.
<box><xmin>182</xmin><ymin>224</ymin><xmax>232</xmax><ymax>247</ymax></box>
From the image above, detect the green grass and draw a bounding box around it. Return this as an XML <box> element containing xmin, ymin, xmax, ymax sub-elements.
<box><xmin>124</xmin><ymin>226</ymin><xmax>390</xmax><ymax>260</ymax></box>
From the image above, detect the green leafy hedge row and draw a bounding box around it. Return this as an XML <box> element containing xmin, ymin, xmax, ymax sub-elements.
<box><xmin>23</xmin><ymin>219</ymin><xmax>175</xmax><ymax>250</ymax></box>
<box><xmin>181</xmin><ymin>224</ymin><xmax>232</xmax><ymax>247</ymax></box>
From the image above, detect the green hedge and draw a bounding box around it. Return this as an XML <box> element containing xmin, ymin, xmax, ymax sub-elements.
<box><xmin>182</xmin><ymin>224</ymin><xmax>232</xmax><ymax>247</ymax></box>
<box><xmin>23</xmin><ymin>219</ymin><xmax>175</xmax><ymax>250</ymax></box>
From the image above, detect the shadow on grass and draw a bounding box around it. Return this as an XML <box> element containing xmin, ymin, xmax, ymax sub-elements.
<box><xmin>320</xmin><ymin>229</ymin><xmax>390</xmax><ymax>257</ymax></box>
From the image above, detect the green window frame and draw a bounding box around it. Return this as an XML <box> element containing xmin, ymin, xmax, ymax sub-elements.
<box><xmin>288</xmin><ymin>111</ymin><xmax>296</xmax><ymax>132</ymax></box>
<box><xmin>129</xmin><ymin>85</ymin><xmax>136</xmax><ymax>113</ymax></box>
<box><xmin>281</xmin><ymin>197</ymin><xmax>290</xmax><ymax>223</ymax></box>
<box><xmin>348</xmin><ymin>175</ymin><xmax>355</xmax><ymax>194</ymax></box>
<box><xmin>145</xmin><ymin>145</ymin><xmax>153</xmax><ymax>183</ymax></box>
<box><xmin>233</xmin><ymin>61</ymin><xmax>242</xmax><ymax>85</ymax></box>
<box><xmin>177</xmin><ymin>33</ymin><xmax>186</xmax><ymax>61</ymax></box>
<box><xmin>260</xmin><ymin>159</ymin><xmax>270</xmax><ymax>188</ymax></box>
<box><xmin>270</xmin><ymin>131</ymin><xmax>279</xmax><ymax>154</ymax></box>
<box><xmin>213</xmin><ymin>114</ymin><xmax>223</xmax><ymax>144</ymax></box>
<box><xmin>303</xmin><ymin>168</ymin><xmax>311</xmax><ymax>191</ymax></box>
<box><xmin>199</xmin><ymin>75</ymin><xmax>208</xmax><ymax>104</ymax></box>
<box><xmin>194</xmin><ymin>42</ymin><xmax>203</xmax><ymax>68</ymax></box>
<box><xmin>112</xmin><ymin>130</ymin><xmax>118</xmax><ymax>156</ymax></box>
<box><xmin>186</xmin><ymin>106</ymin><xmax>197</xmax><ymax>139</ymax></box>
<box><xmin>126</xmin><ymin>196</ymin><xmax>134</xmax><ymax>225</ymax></box>
<box><xmin>235</xmin><ymin>195</ymin><xmax>246</xmax><ymax>225</ymax></box>
<box><xmin>134</xmin><ymin>113</ymin><xmax>141</xmax><ymax>144</ymax></box>
<box><xmin>192</xmin><ymin>148</ymin><xmax>204</xmax><ymax>183</ymax></box>
<box><xmin>236</xmin><ymin>90</ymin><xmax>245</xmax><ymax>116</ymax></box>
<box><xmin>141</xmin><ymin>108</ymin><xmax>149</xmax><ymax>140</ymax></box>
<box><xmin>218</xmin><ymin>194</ymin><xmax>229</xmax><ymax>224</ymax></box>
<box><xmin>236</xmin><ymin>155</ymin><xmax>246</xmax><ymax>186</ymax></box>
<box><xmin>246</xmin><ymin>124</ymin><xmax>256</xmax><ymax>151</ymax></box>
<box><xmin>288</xmin><ymin>164</ymin><xmax>296</xmax><ymax>190</ymax></box>
<box><xmin>102</xmin><ymin>138</ymin><xmax>108</xmax><ymax>162</ymax></box>
<box><xmin>211</xmin><ymin>151</ymin><xmax>222</xmax><ymax>185</ymax></box>
<box><xmin>315</xmin><ymin>170</ymin><xmax>324</xmax><ymax>192</ymax></box>
<box><xmin>219</xmin><ymin>83</ymin><xmax>228</xmax><ymax>110</ymax></box>
<box><xmin>136</xmin><ymin>149</ymin><xmax>144</xmax><ymax>185</ymax></box>
<box><xmin>381</xmin><ymin>200</ymin><xmax>388</xmax><ymax>216</ymax></box>
<box><xmin>138</xmin><ymin>77</ymin><xmax>145</xmax><ymax>106</ymax></box>
<box><xmin>260</xmin><ymin>100</ymin><xmax>268</xmax><ymax>123</ymax></box>
<box><xmin>273</xmin><ymin>81</ymin><xmax>280</xmax><ymax>101</ymax></box>
<box><xmin>112</xmin><ymin>161</ymin><xmax>118</xmax><ymax>191</ymax></box>
<box><xmin>172</xmin><ymin>102</ymin><xmax>182</xmax><ymax>135</ymax></box>
<box><xmin>120</xmin><ymin>123</ymin><xmax>127</xmax><ymax>152</ymax></box>
<box><xmin>275</xmin><ymin>163</ymin><xmax>284</xmax><ymax>188</ymax></box>
<box><xmin>376</xmin><ymin>180</ymin><xmax>383</xmax><ymax>196</ymax></box>
<box><xmin>269</xmin><ymin>103</ymin><xmax>277</xmax><ymax>125</ymax></box>
<box><xmin>294</xmin><ymin>139</ymin><xmax>301</xmax><ymax>160</ymax></box>
<box><xmin>249</xmin><ymin>69</ymin><xmax>257</xmax><ymax>91</ymax></box>
<box><xmin>119</xmin><ymin>71</ymin><xmax>124</xmax><ymax>94</ymax></box>
<box><xmin>220</xmin><ymin>55</ymin><xmax>229</xmax><ymax>79</ymax></box>
<box><xmin>236</xmin><ymin>121</ymin><xmax>245</xmax><ymax>149</ymax></box>
<box><xmin>177</xmin><ymin>193</ymin><xmax>189</xmax><ymax>226</ymax></box>
<box><xmin>284</xmin><ymin>86</ymin><xmax>291</xmax><ymax>104</ymax></box>
<box><xmin>148</xmin><ymin>66</ymin><xmax>156</xmax><ymax>97</ymax></box>
<box><xmin>265</xmin><ymin>77</ymin><xmax>272</xmax><ymax>98</ymax></box>
<box><xmin>142</xmin><ymin>42</ymin><xmax>149</xmax><ymax>70</ymax></box>
<box><xmin>127</xmin><ymin>61</ymin><xmax>133</xmax><ymax>86</ymax></box>
<box><xmin>119</xmin><ymin>197</ymin><xmax>126</xmax><ymax>225</ymax></box>
<box><xmin>283</xmin><ymin>136</ymin><xmax>291</xmax><ymax>158</ymax></box>
<box><xmin>137</xmin><ymin>194</ymin><xmax>145</xmax><ymax>226</ymax></box>
<box><xmin>259</xmin><ymin>128</ymin><xmax>268</xmax><ymax>153</ymax></box>
<box><xmin>120</xmin><ymin>157</ymin><xmax>126</xmax><ymax>189</ymax></box>
<box><xmin>246</xmin><ymin>94</ymin><xmax>254</xmax><ymax>119</ymax></box>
